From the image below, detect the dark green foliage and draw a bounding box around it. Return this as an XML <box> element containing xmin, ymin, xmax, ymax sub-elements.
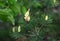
<box><xmin>0</xmin><ymin>0</ymin><xmax>60</xmax><ymax>41</ymax></box>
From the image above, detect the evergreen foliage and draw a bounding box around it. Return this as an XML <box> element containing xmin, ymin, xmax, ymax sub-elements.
<box><xmin>0</xmin><ymin>0</ymin><xmax>60</xmax><ymax>41</ymax></box>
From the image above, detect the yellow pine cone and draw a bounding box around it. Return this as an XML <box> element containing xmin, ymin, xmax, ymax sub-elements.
<box><xmin>18</xmin><ymin>25</ymin><xmax>21</xmax><ymax>32</ymax></box>
<box><xmin>45</xmin><ymin>15</ymin><xmax>48</xmax><ymax>21</ymax></box>
<box><xmin>24</xmin><ymin>16</ymin><xmax>30</xmax><ymax>22</ymax></box>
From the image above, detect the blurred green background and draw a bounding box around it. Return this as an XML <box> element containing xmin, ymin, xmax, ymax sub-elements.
<box><xmin>0</xmin><ymin>0</ymin><xmax>60</xmax><ymax>41</ymax></box>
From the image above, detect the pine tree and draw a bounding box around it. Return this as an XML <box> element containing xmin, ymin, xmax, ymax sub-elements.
<box><xmin>0</xmin><ymin>0</ymin><xmax>60</xmax><ymax>41</ymax></box>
